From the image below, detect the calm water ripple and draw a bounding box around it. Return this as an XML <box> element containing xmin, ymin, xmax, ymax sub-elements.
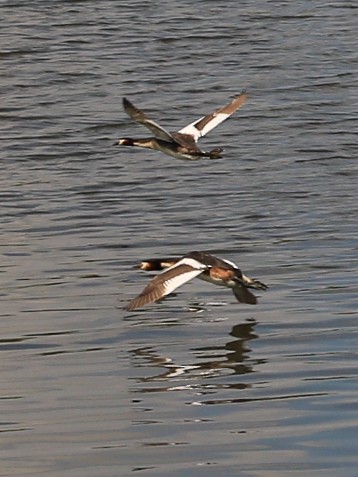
<box><xmin>1</xmin><ymin>1</ymin><xmax>357</xmax><ymax>476</ymax></box>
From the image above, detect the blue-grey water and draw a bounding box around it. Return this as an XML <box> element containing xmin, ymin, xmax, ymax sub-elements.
<box><xmin>1</xmin><ymin>1</ymin><xmax>357</xmax><ymax>476</ymax></box>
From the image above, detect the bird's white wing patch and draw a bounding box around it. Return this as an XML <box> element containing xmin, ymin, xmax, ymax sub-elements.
<box><xmin>125</xmin><ymin>258</ymin><xmax>206</xmax><ymax>311</ymax></box>
<box><xmin>178</xmin><ymin>92</ymin><xmax>248</xmax><ymax>142</ymax></box>
<box><xmin>197</xmin><ymin>113</ymin><xmax>231</xmax><ymax>138</ymax></box>
<box><xmin>221</xmin><ymin>257</ymin><xmax>239</xmax><ymax>270</ymax></box>
<box><xmin>160</xmin><ymin>257</ymin><xmax>207</xmax><ymax>295</ymax></box>
<box><xmin>178</xmin><ymin>116</ymin><xmax>205</xmax><ymax>142</ymax></box>
<box><xmin>179</xmin><ymin>113</ymin><xmax>229</xmax><ymax>142</ymax></box>
<box><xmin>166</xmin><ymin>257</ymin><xmax>207</xmax><ymax>272</ymax></box>
<box><xmin>161</xmin><ymin>268</ymin><xmax>204</xmax><ymax>296</ymax></box>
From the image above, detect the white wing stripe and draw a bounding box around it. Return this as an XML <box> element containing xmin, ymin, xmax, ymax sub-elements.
<box><xmin>221</xmin><ymin>258</ymin><xmax>239</xmax><ymax>269</ymax></box>
<box><xmin>178</xmin><ymin>113</ymin><xmax>231</xmax><ymax>142</ymax></box>
<box><xmin>165</xmin><ymin>257</ymin><xmax>207</xmax><ymax>272</ymax></box>
<box><xmin>178</xmin><ymin>117</ymin><xmax>205</xmax><ymax>141</ymax></box>
<box><xmin>197</xmin><ymin>113</ymin><xmax>229</xmax><ymax>137</ymax></box>
<box><xmin>162</xmin><ymin>269</ymin><xmax>204</xmax><ymax>296</ymax></box>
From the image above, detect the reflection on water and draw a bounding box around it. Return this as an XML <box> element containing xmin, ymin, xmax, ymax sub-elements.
<box><xmin>130</xmin><ymin>321</ymin><xmax>260</xmax><ymax>383</ymax></box>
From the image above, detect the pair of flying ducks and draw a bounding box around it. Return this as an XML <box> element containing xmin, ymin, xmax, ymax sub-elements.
<box><xmin>117</xmin><ymin>94</ymin><xmax>267</xmax><ymax>310</ymax></box>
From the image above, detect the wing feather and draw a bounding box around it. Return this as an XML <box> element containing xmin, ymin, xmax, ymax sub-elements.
<box><xmin>123</xmin><ymin>97</ymin><xmax>176</xmax><ymax>143</ymax></box>
<box><xmin>125</xmin><ymin>258</ymin><xmax>206</xmax><ymax>311</ymax></box>
<box><xmin>178</xmin><ymin>91</ymin><xmax>248</xmax><ymax>142</ymax></box>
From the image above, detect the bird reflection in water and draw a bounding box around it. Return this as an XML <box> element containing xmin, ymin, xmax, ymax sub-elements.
<box><xmin>129</xmin><ymin>319</ymin><xmax>264</xmax><ymax>386</ymax></box>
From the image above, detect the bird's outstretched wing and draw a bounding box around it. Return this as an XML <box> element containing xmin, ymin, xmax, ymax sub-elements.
<box><xmin>125</xmin><ymin>257</ymin><xmax>207</xmax><ymax>311</ymax></box>
<box><xmin>178</xmin><ymin>91</ymin><xmax>248</xmax><ymax>142</ymax></box>
<box><xmin>123</xmin><ymin>97</ymin><xmax>176</xmax><ymax>143</ymax></box>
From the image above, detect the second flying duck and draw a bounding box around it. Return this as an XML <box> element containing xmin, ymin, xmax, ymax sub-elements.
<box><xmin>125</xmin><ymin>251</ymin><xmax>267</xmax><ymax>311</ymax></box>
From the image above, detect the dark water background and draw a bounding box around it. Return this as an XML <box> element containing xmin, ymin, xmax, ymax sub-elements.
<box><xmin>1</xmin><ymin>1</ymin><xmax>357</xmax><ymax>476</ymax></box>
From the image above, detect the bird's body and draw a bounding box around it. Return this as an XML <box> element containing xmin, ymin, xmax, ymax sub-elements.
<box><xmin>125</xmin><ymin>251</ymin><xmax>267</xmax><ymax>311</ymax></box>
<box><xmin>117</xmin><ymin>92</ymin><xmax>247</xmax><ymax>160</ymax></box>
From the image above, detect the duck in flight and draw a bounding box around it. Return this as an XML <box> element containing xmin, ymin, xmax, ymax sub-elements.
<box><xmin>125</xmin><ymin>251</ymin><xmax>267</xmax><ymax>311</ymax></box>
<box><xmin>117</xmin><ymin>92</ymin><xmax>247</xmax><ymax>161</ymax></box>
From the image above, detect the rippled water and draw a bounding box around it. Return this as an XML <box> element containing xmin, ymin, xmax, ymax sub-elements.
<box><xmin>1</xmin><ymin>1</ymin><xmax>357</xmax><ymax>476</ymax></box>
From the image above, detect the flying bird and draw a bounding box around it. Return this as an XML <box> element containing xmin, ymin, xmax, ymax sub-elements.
<box><xmin>117</xmin><ymin>92</ymin><xmax>247</xmax><ymax>160</ymax></box>
<box><xmin>125</xmin><ymin>251</ymin><xmax>267</xmax><ymax>311</ymax></box>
